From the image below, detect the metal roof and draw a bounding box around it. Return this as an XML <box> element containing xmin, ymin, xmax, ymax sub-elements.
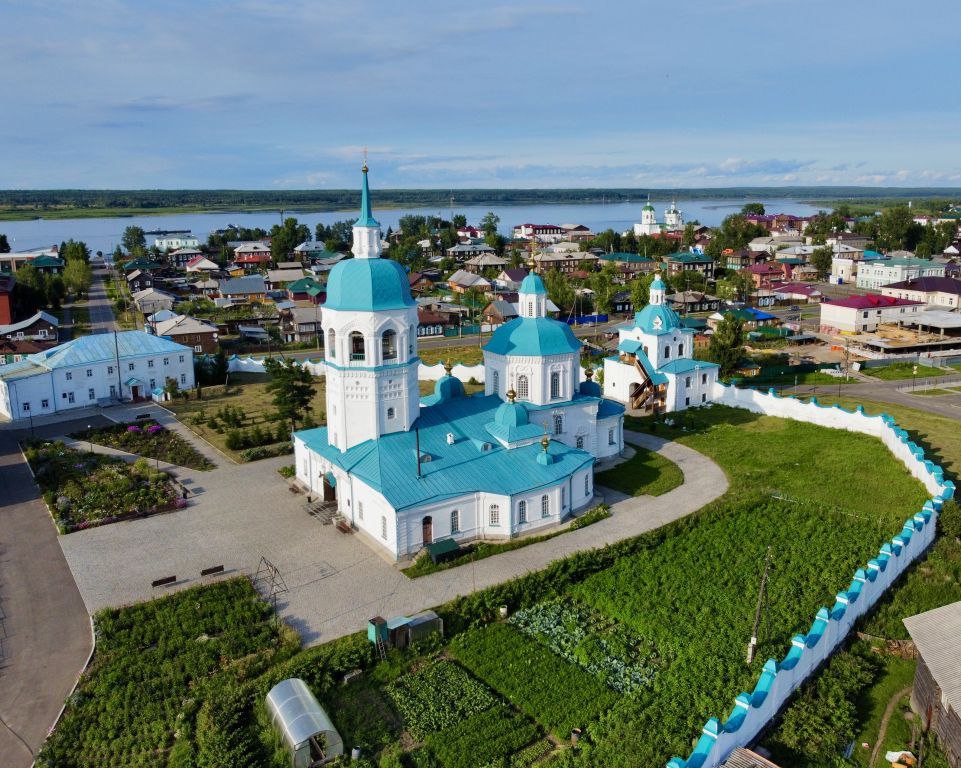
<box><xmin>483</xmin><ymin>317</ymin><xmax>581</xmax><ymax>357</ymax></box>
<box><xmin>266</xmin><ymin>678</ymin><xmax>343</xmax><ymax>757</ymax></box>
<box><xmin>0</xmin><ymin>311</ymin><xmax>59</xmax><ymax>336</ymax></box>
<box><xmin>296</xmin><ymin>392</ymin><xmax>595</xmax><ymax>511</ymax></box>
<box><xmin>324</xmin><ymin>257</ymin><xmax>414</xmax><ymax>312</ymax></box>
<box><xmin>0</xmin><ymin>331</ymin><xmax>191</xmax><ymax>379</ymax></box>
<box><xmin>722</xmin><ymin>747</ymin><xmax>783</xmax><ymax>767</ymax></box>
<box><xmin>904</xmin><ymin>600</ymin><xmax>961</xmax><ymax>714</ymax></box>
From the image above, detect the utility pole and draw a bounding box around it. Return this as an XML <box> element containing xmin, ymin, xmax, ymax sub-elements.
<box><xmin>746</xmin><ymin>546</ymin><xmax>773</xmax><ymax>665</ymax></box>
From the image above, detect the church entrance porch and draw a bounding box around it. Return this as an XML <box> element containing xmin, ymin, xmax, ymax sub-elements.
<box><xmin>322</xmin><ymin>472</ymin><xmax>337</xmax><ymax>502</ymax></box>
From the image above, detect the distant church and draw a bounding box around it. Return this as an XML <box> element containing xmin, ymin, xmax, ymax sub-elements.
<box><xmin>294</xmin><ymin>166</ymin><xmax>625</xmax><ymax>560</ymax></box>
<box><xmin>632</xmin><ymin>197</ymin><xmax>684</xmax><ymax>237</ymax></box>
<box><xmin>603</xmin><ymin>273</ymin><xmax>719</xmax><ymax>413</ymax></box>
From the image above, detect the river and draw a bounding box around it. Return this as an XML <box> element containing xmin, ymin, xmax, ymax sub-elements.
<box><xmin>0</xmin><ymin>198</ymin><xmax>827</xmax><ymax>255</ymax></box>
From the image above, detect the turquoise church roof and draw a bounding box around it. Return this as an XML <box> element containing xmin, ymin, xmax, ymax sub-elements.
<box><xmin>632</xmin><ymin>302</ymin><xmax>683</xmax><ymax>335</ymax></box>
<box><xmin>519</xmin><ymin>271</ymin><xmax>547</xmax><ymax>295</ymax></box>
<box><xmin>355</xmin><ymin>165</ymin><xmax>380</xmax><ymax>228</ymax></box>
<box><xmin>295</xmin><ymin>393</ymin><xmax>593</xmax><ymax>511</ymax></box>
<box><xmin>323</xmin><ymin>254</ymin><xmax>414</xmax><ymax>312</ymax></box>
<box><xmin>484</xmin><ymin>317</ymin><xmax>581</xmax><ymax>357</ymax></box>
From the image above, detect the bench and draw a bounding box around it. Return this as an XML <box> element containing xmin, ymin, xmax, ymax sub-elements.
<box><xmin>335</xmin><ymin>519</ymin><xmax>353</xmax><ymax>534</ymax></box>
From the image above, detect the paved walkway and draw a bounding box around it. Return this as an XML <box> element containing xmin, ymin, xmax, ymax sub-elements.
<box><xmin>57</xmin><ymin>423</ymin><xmax>727</xmax><ymax>645</ymax></box>
<box><xmin>786</xmin><ymin>377</ymin><xmax>961</xmax><ymax>422</ymax></box>
<box><xmin>0</xmin><ymin>424</ymin><xmax>94</xmax><ymax>768</ymax></box>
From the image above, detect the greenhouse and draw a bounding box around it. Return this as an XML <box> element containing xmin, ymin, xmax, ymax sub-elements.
<box><xmin>266</xmin><ymin>678</ymin><xmax>344</xmax><ymax>767</ymax></box>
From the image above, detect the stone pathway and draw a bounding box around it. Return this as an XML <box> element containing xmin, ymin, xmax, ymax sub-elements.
<box><xmin>57</xmin><ymin>425</ymin><xmax>727</xmax><ymax>646</ymax></box>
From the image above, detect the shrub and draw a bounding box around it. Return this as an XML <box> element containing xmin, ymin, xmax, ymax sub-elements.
<box><xmin>277</xmin><ymin>465</ymin><xmax>296</xmax><ymax>479</ymax></box>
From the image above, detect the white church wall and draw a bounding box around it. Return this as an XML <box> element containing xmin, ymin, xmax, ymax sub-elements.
<box><xmin>666</xmin><ymin>384</ymin><xmax>955</xmax><ymax>768</ymax></box>
<box><xmin>602</xmin><ymin>357</ymin><xmax>637</xmax><ymax>405</ymax></box>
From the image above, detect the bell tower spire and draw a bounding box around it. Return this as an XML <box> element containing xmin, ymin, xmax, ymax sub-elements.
<box><xmin>352</xmin><ymin>154</ymin><xmax>382</xmax><ymax>259</ymax></box>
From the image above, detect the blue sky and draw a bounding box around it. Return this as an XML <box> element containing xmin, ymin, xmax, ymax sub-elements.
<box><xmin>2</xmin><ymin>0</ymin><xmax>959</xmax><ymax>189</ymax></box>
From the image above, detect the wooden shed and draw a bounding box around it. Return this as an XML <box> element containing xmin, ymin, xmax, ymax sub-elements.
<box><xmin>903</xmin><ymin>601</ymin><xmax>961</xmax><ymax>767</ymax></box>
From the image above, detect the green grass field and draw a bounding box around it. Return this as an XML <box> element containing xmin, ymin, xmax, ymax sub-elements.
<box><xmin>863</xmin><ymin>361</ymin><xmax>951</xmax><ymax>380</ymax></box>
<box><xmin>594</xmin><ymin>443</ymin><xmax>683</xmax><ymax>496</ymax></box>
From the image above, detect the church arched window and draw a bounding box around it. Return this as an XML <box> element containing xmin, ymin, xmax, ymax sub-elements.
<box><xmin>516</xmin><ymin>375</ymin><xmax>529</xmax><ymax>400</ymax></box>
<box><xmin>550</xmin><ymin>371</ymin><xmax>560</xmax><ymax>399</ymax></box>
<box><xmin>541</xmin><ymin>494</ymin><xmax>549</xmax><ymax>518</ymax></box>
<box><xmin>528</xmin><ymin>301</ymin><xmax>533</xmax><ymax>316</ymax></box>
<box><xmin>350</xmin><ymin>332</ymin><xmax>365</xmax><ymax>361</ymax></box>
<box><xmin>382</xmin><ymin>329</ymin><xmax>397</xmax><ymax>361</ymax></box>
<box><xmin>491</xmin><ymin>370</ymin><xmax>499</xmax><ymax>394</ymax></box>
<box><xmin>678</xmin><ymin>343</ymin><xmax>684</xmax><ymax>357</ymax></box>
<box><xmin>327</xmin><ymin>329</ymin><xmax>336</xmax><ymax>359</ymax></box>
<box><xmin>518</xmin><ymin>500</ymin><xmax>527</xmax><ymax>524</ymax></box>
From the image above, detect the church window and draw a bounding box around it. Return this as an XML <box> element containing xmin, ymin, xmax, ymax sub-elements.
<box><xmin>350</xmin><ymin>332</ymin><xmax>365</xmax><ymax>361</ymax></box>
<box><xmin>489</xmin><ymin>504</ymin><xmax>500</xmax><ymax>526</ymax></box>
<box><xmin>550</xmin><ymin>371</ymin><xmax>560</xmax><ymax>399</ymax></box>
<box><xmin>584</xmin><ymin>473</ymin><xmax>590</xmax><ymax>496</ymax></box>
<box><xmin>541</xmin><ymin>495</ymin><xmax>549</xmax><ymax>518</ymax></box>
<box><xmin>702</xmin><ymin>373</ymin><xmax>707</xmax><ymax>385</ymax></box>
<box><xmin>382</xmin><ymin>329</ymin><xmax>397</xmax><ymax>361</ymax></box>
<box><xmin>358</xmin><ymin>501</ymin><xmax>364</xmax><ymax>520</ymax></box>
<box><xmin>387</xmin><ymin>407</ymin><xmax>395</xmax><ymax>419</ymax></box>
<box><xmin>553</xmin><ymin>414</ymin><xmax>563</xmax><ymax>435</ymax></box>
<box><xmin>380</xmin><ymin>516</ymin><xmax>387</xmax><ymax>539</ymax></box>
<box><xmin>518</xmin><ymin>500</ymin><xmax>527</xmax><ymax>524</ymax></box>
<box><xmin>678</xmin><ymin>343</ymin><xmax>684</xmax><ymax>356</ymax></box>
<box><xmin>575</xmin><ymin>435</ymin><xmax>584</xmax><ymax>449</ymax></box>
<box><xmin>491</xmin><ymin>370</ymin><xmax>499</xmax><ymax>394</ymax></box>
<box><xmin>561</xmin><ymin>487</ymin><xmax>566</xmax><ymax>508</ymax></box>
<box><xmin>528</xmin><ymin>301</ymin><xmax>533</xmax><ymax>316</ymax></box>
<box><xmin>685</xmin><ymin>376</ymin><xmax>692</xmax><ymax>387</ymax></box>
<box><xmin>663</xmin><ymin>345</ymin><xmax>671</xmax><ymax>359</ymax></box>
<box><xmin>608</xmin><ymin>428</ymin><xmax>615</xmax><ymax>445</ymax></box>
<box><xmin>327</xmin><ymin>329</ymin><xmax>336</xmax><ymax>359</ymax></box>
<box><xmin>516</xmin><ymin>375</ymin><xmax>529</xmax><ymax>400</ymax></box>
<box><xmin>451</xmin><ymin>509</ymin><xmax>460</xmax><ymax>533</ymax></box>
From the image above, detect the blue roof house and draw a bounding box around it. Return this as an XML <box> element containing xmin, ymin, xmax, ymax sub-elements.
<box><xmin>0</xmin><ymin>330</ymin><xmax>195</xmax><ymax>420</ymax></box>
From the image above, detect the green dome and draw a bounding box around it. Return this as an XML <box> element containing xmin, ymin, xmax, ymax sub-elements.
<box><xmin>642</xmin><ymin>203</ymin><xmax>655</xmax><ymax>212</ymax></box>
<box><xmin>519</xmin><ymin>272</ymin><xmax>547</xmax><ymax>295</ymax></box>
<box><xmin>484</xmin><ymin>317</ymin><xmax>581</xmax><ymax>357</ymax></box>
<box><xmin>324</xmin><ymin>258</ymin><xmax>414</xmax><ymax>312</ymax></box>
<box><xmin>494</xmin><ymin>400</ymin><xmax>528</xmax><ymax>428</ymax></box>
<box><xmin>634</xmin><ymin>303</ymin><xmax>682</xmax><ymax>334</ymax></box>
<box><xmin>433</xmin><ymin>375</ymin><xmax>465</xmax><ymax>402</ymax></box>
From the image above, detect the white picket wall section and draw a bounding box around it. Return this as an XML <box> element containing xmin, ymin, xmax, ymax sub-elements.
<box><xmin>666</xmin><ymin>383</ymin><xmax>955</xmax><ymax>768</ymax></box>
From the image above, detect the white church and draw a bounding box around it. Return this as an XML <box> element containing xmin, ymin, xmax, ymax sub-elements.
<box><xmin>632</xmin><ymin>197</ymin><xmax>684</xmax><ymax>237</ymax></box>
<box><xmin>294</xmin><ymin>166</ymin><xmax>625</xmax><ymax>560</ymax></box>
<box><xmin>603</xmin><ymin>274</ymin><xmax>719</xmax><ymax>413</ymax></box>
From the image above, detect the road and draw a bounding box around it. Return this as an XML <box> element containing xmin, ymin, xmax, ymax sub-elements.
<box><xmin>785</xmin><ymin>376</ymin><xmax>961</xmax><ymax>422</ymax></box>
<box><xmin>0</xmin><ymin>420</ymin><xmax>96</xmax><ymax>768</ymax></box>
<box><xmin>87</xmin><ymin>264</ymin><xmax>119</xmax><ymax>334</ymax></box>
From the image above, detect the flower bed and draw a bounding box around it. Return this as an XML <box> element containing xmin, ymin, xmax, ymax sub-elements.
<box><xmin>70</xmin><ymin>420</ymin><xmax>214</xmax><ymax>470</ymax></box>
<box><xmin>25</xmin><ymin>441</ymin><xmax>185</xmax><ymax>533</ymax></box>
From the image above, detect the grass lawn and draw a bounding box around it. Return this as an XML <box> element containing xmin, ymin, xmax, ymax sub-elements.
<box><xmin>912</xmin><ymin>387</ymin><xmax>955</xmax><ymax>396</ymax></box>
<box><xmin>793</xmin><ymin>395</ymin><xmax>961</xmax><ymax>482</ymax></box>
<box><xmin>863</xmin><ymin>361</ymin><xmax>950</xmax><ymax>380</ymax></box>
<box><xmin>418</xmin><ymin>344</ymin><xmax>485</xmax><ymax>366</ymax></box>
<box><xmin>594</xmin><ymin>443</ymin><xmax>683</xmax><ymax>496</ymax></box>
<box><xmin>742</xmin><ymin>370</ymin><xmax>854</xmax><ymax>388</ymax></box>
<box><xmin>167</xmin><ymin>372</ymin><xmax>326</xmax><ymax>461</ymax></box>
<box><xmin>849</xmin><ymin>649</ymin><xmax>918</xmax><ymax>768</ymax></box>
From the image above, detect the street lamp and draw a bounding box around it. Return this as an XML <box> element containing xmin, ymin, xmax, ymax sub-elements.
<box><xmin>912</xmin><ymin>364</ymin><xmax>918</xmax><ymax>393</ymax></box>
<box><xmin>87</xmin><ymin>424</ymin><xmax>93</xmax><ymax>453</ymax></box>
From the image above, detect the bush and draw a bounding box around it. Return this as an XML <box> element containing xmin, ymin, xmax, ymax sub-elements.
<box><xmin>277</xmin><ymin>465</ymin><xmax>296</xmax><ymax>479</ymax></box>
<box><xmin>239</xmin><ymin>442</ymin><xmax>293</xmax><ymax>462</ymax></box>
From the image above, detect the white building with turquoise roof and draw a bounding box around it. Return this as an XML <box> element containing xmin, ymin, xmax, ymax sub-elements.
<box><xmin>293</xmin><ymin>166</ymin><xmax>624</xmax><ymax>560</ymax></box>
<box><xmin>603</xmin><ymin>273</ymin><xmax>719</xmax><ymax>413</ymax></box>
<box><xmin>632</xmin><ymin>197</ymin><xmax>684</xmax><ymax>237</ymax></box>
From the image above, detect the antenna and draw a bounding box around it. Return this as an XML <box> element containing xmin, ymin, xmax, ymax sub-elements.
<box><xmin>746</xmin><ymin>546</ymin><xmax>773</xmax><ymax>664</ymax></box>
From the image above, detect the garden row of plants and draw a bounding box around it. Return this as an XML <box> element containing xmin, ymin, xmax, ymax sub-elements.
<box><xmin>25</xmin><ymin>441</ymin><xmax>185</xmax><ymax>533</ymax></box>
<box><xmin>70</xmin><ymin>420</ymin><xmax>214</xmax><ymax>470</ymax></box>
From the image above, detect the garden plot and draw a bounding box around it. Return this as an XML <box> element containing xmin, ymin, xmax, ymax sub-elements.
<box><xmin>70</xmin><ymin>419</ymin><xmax>214</xmax><ymax>470</ymax></box>
<box><xmin>25</xmin><ymin>440</ymin><xmax>185</xmax><ymax>533</ymax></box>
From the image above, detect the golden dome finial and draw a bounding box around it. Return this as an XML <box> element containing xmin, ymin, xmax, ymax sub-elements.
<box><xmin>507</xmin><ymin>388</ymin><xmax>517</xmax><ymax>403</ymax></box>
<box><xmin>540</xmin><ymin>433</ymin><xmax>550</xmax><ymax>452</ymax></box>
<box><xmin>585</xmin><ymin>366</ymin><xmax>594</xmax><ymax>381</ymax></box>
<box><xmin>443</xmin><ymin>358</ymin><xmax>453</xmax><ymax>376</ymax></box>
<box><xmin>362</xmin><ymin>145</ymin><xmax>368</xmax><ymax>173</ymax></box>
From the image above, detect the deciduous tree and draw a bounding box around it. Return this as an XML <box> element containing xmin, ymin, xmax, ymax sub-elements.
<box><xmin>122</xmin><ymin>226</ymin><xmax>146</xmax><ymax>254</ymax></box>
<box><xmin>704</xmin><ymin>313</ymin><xmax>746</xmax><ymax>378</ymax></box>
